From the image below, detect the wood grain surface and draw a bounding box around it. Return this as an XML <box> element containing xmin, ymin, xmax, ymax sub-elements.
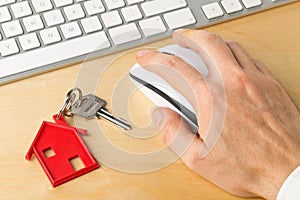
<box><xmin>0</xmin><ymin>2</ymin><xmax>299</xmax><ymax>200</ymax></box>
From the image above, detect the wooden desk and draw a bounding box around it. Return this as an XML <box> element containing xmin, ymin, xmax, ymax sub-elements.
<box><xmin>0</xmin><ymin>2</ymin><xmax>299</xmax><ymax>199</ymax></box>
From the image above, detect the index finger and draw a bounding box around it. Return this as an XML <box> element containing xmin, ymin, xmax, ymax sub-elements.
<box><xmin>173</xmin><ymin>29</ymin><xmax>242</xmax><ymax>78</ymax></box>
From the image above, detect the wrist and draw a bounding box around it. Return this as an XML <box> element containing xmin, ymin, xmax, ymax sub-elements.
<box><xmin>253</xmin><ymin>128</ymin><xmax>300</xmax><ymax>200</ymax></box>
<box><xmin>276</xmin><ymin>166</ymin><xmax>300</xmax><ymax>200</ymax></box>
<box><xmin>258</xmin><ymin>158</ymin><xmax>300</xmax><ymax>199</ymax></box>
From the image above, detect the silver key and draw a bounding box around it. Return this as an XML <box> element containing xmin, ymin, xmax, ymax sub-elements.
<box><xmin>72</xmin><ymin>94</ymin><xmax>131</xmax><ymax>130</ymax></box>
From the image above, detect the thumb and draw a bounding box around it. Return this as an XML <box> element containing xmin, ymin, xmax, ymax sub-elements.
<box><xmin>152</xmin><ymin>107</ymin><xmax>200</xmax><ymax>157</ymax></box>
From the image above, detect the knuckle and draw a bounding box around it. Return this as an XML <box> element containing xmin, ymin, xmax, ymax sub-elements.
<box><xmin>162</xmin><ymin>55</ymin><xmax>182</xmax><ymax>69</ymax></box>
<box><xmin>181</xmin><ymin>30</ymin><xmax>222</xmax><ymax>46</ymax></box>
<box><xmin>233</xmin><ymin>71</ymin><xmax>252</xmax><ymax>86</ymax></box>
<box><xmin>232</xmin><ymin>71</ymin><xmax>259</xmax><ymax>96</ymax></box>
<box><xmin>202</xmin><ymin>32</ymin><xmax>222</xmax><ymax>44</ymax></box>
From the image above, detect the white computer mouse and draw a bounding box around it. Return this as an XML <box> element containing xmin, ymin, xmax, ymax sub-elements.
<box><xmin>129</xmin><ymin>45</ymin><xmax>208</xmax><ymax>133</ymax></box>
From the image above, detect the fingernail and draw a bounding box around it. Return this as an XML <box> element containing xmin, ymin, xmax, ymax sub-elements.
<box><xmin>136</xmin><ymin>50</ymin><xmax>150</xmax><ymax>58</ymax></box>
<box><xmin>152</xmin><ymin>109</ymin><xmax>164</xmax><ymax>127</ymax></box>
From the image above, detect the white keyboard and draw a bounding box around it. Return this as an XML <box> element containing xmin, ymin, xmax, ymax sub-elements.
<box><xmin>0</xmin><ymin>0</ymin><xmax>296</xmax><ymax>84</ymax></box>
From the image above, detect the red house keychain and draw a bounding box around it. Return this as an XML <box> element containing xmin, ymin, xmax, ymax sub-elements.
<box><xmin>26</xmin><ymin>87</ymin><xmax>131</xmax><ymax>186</ymax></box>
<box><xmin>26</xmin><ymin>88</ymin><xmax>99</xmax><ymax>187</ymax></box>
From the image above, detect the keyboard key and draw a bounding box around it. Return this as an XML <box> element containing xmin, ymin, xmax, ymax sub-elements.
<box><xmin>81</xmin><ymin>16</ymin><xmax>102</xmax><ymax>33</ymax></box>
<box><xmin>19</xmin><ymin>33</ymin><xmax>41</xmax><ymax>51</ymax></box>
<box><xmin>53</xmin><ymin>0</ymin><xmax>73</xmax><ymax>8</ymax></box>
<box><xmin>221</xmin><ymin>0</ymin><xmax>243</xmax><ymax>14</ymax></box>
<box><xmin>0</xmin><ymin>0</ymin><xmax>290</xmax><ymax>85</ymax></box>
<box><xmin>0</xmin><ymin>38</ymin><xmax>19</xmax><ymax>56</ymax></box>
<box><xmin>84</xmin><ymin>0</ymin><xmax>105</xmax><ymax>16</ymax></box>
<box><xmin>23</xmin><ymin>15</ymin><xmax>44</xmax><ymax>32</ymax></box>
<box><xmin>11</xmin><ymin>1</ymin><xmax>32</xmax><ymax>18</ymax></box>
<box><xmin>61</xmin><ymin>22</ymin><xmax>82</xmax><ymax>39</ymax></box>
<box><xmin>141</xmin><ymin>0</ymin><xmax>187</xmax><ymax>17</ymax></box>
<box><xmin>0</xmin><ymin>6</ymin><xmax>12</xmax><ymax>23</ymax></box>
<box><xmin>202</xmin><ymin>2</ymin><xmax>224</xmax><ymax>20</ymax></box>
<box><xmin>101</xmin><ymin>10</ymin><xmax>122</xmax><ymax>28</ymax></box>
<box><xmin>241</xmin><ymin>0</ymin><xmax>262</xmax><ymax>8</ymax></box>
<box><xmin>32</xmin><ymin>0</ymin><xmax>53</xmax><ymax>13</ymax></box>
<box><xmin>44</xmin><ymin>10</ymin><xmax>65</xmax><ymax>27</ymax></box>
<box><xmin>40</xmin><ymin>27</ymin><xmax>61</xmax><ymax>45</ymax></box>
<box><xmin>0</xmin><ymin>32</ymin><xmax>110</xmax><ymax>78</ymax></box>
<box><xmin>2</xmin><ymin>20</ymin><xmax>23</xmax><ymax>38</ymax></box>
<box><xmin>126</xmin><ymin>0</ymin><xmax>144</xmax><ymax>5</ymax></box>
<box><xmin>64</xmin><ymin>4</ymin><xmax>85</xmax><ymax>21</ymax></box>
<box><xmin>164</xmin><ymin>8</ymin><xmax>196</xmax><ymax>30</ymax></box>
<box><xmin>0</xmin><ymin>0</ymin><xmax>15</xmax><ymax>6</ymax></box>
<box><xmin>104</xmin><ymin>0</ymin><xmax>125</xmax><ymax>10</ymax></box>
<box><xmin>121</xmin><ymin>5</ymin><xmax>142</xmax><ymax>22</ymax></box>
<box><xmin>109</xmin><ymin>23</ymin><xmax>141</xmax><ymax>45</ymax></box>
<box><xmin>139</xmin><ymin>16</ymin><xmax>166</xmax><ymax>37</ymax></box>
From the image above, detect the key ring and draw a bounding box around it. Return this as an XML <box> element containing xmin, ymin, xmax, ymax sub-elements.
<box><xmin>57</xmin><ymin>87</ymin><xmax>82</xmax><ymax>119</ymax></box>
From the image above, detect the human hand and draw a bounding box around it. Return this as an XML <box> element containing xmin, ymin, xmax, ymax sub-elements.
<box><xmin>136</xmin><ymin>29</ymin><xmax>300</xmax><ymax>200</ymax></box>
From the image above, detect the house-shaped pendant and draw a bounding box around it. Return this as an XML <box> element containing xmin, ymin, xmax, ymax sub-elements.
<box><xmin>26</xmin><ymin>115</ymin><xmax>99</xmax><ymax>187</ymax></box>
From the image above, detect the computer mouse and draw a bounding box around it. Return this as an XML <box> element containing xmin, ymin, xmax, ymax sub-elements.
<box><xmin>129</xmin><ymin>45</ymin><xmax>208</xmax><ymax>133</ymax></box>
